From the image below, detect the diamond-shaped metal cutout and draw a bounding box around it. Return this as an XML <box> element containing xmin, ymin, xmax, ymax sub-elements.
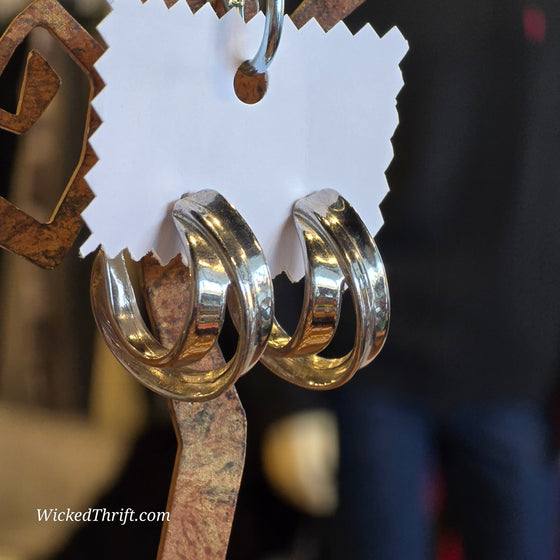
<box><xmin>0</xmin><ymin>0</ymin><xmax>104</xmax><ymax>269</ymax></box>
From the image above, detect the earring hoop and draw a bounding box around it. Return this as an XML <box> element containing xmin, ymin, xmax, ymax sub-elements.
<box><xmin>90</xmin><ymin>190</ymin><xmax>274</xmax><ymax>402</ymax></box>
<box><xmin>260</xmin><ymin>189</ymin><xmax>390</xmax><ymax>389</ymax></box>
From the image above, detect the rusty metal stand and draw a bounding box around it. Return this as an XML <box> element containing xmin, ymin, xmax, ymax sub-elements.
<box><xmin>141</xmin><ymin>255</ymin><xmax>247</xmax><ymax>560</ymax></box>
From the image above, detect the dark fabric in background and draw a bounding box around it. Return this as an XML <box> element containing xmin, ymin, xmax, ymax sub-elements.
<box><xmin>251</xmin><ymin>0</ymin><xmax>560</xmax><ymax>416</ymax></box>
<box><xmin>334</xmin><ymin>0</ymin><xmax>560</xmax><ymax>405</ymax></box>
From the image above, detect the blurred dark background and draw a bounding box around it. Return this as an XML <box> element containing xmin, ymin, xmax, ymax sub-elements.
<box><xmin>0</xmin><ymin>1</ymin><xmax>558</xmax><ymax>559</ymax></box>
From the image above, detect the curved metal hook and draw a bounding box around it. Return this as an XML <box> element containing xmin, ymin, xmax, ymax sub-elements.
<box><xmin>247</xmin><ymin>0</ymin><xmax>284</xmax><ymax>74</ymax></box>
<box><xmin>234</xmin><ymin>0</ymin><xmax>284</xmax><ymax>103</ymax></box>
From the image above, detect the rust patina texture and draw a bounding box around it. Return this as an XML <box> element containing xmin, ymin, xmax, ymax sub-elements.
<box><xmin>142</xmin><ymin>0</ymin><xmax>260</xmax><ymax>21</ymax></box>
<box><xmin>0</xmin><ymin>50</ymin><xmax>60</xmax><ymax>134</ymax></box>
<box><xmin>0</xmin><ymin>0</ymin><xmax>103</xmax><ymax>269</ymax></box>
<box><xmin>141</xmin><ymin>254</ymin><xmax>247</xmax><ymax>560</ymax></box>
<box><xmin>233</xmin><ymin>61</ymin><xmax>268</xmax><ymax>104</ymax></box>
<box><xmin>292</xmin><ymin>0</ymin><xmax>366</xmax><ymax>31</ymax></box>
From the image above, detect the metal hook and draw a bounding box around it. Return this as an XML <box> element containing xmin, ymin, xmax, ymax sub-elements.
<box><xmin>247</xmin><ymin>0</ymin><xmax>284</xmax><ymax>74</ymax></box>
<box><xmin>223</xmin><ymin>0</ymin><xmax>246</xmax><ymax>21</ymax></box>
<box><xmin>234</xmin><ymin>0</ymin><xmax>284</xmax><ymax>104</ymax></box>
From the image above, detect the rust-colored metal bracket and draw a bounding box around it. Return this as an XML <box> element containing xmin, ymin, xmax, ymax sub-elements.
<box><xmin>162</xmin><ymin>394</ymin><xmax>246</xmax><ymax>559</ymax></box>
<box><xmin>291</xmin><ymin>0</ymin><xmax>366</xmax><ymax>31</ymax></box>
<box><xmin>144</xmin><ymin>0</ymin><xmax>260</xmax><ymax>21</ymax></box>
<box><xmin>0</xmin><ymin>0</ymin><xmax>103</xmax><ymax>269</ymax></box>
<box><xmin>141</xmin><ymin>254</ymin><xmax>246</xmax><ymax>560</ymax></box>
<box><xmin>0</xmin><ymin>49</ymin><xmax>60</xmax><ymax>134</ymax></box>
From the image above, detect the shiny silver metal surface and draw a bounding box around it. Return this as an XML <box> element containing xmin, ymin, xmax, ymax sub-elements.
<box><xmin>243</xmin><ymin>0</ymin><xmax>284</xmax><ymax>74</ymax></box>
<box><xmin>90</xmin><ymin>190</ymin><xmax>274</xmax><ymax>402</ymax></box>
<box><xmin>261</xmin><ymin>189</ymin><xmax>390</xmax><ymax>389</ymax></box>
<box><xmin>223</xmin><ymin>0</ymin><xmax>247</xmax><ymax>20</ymax></box>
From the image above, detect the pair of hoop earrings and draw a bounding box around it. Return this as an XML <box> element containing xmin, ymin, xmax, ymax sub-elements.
<box><xmin>90</xmin><ymin>189</ymin><xmax>390</xmax><ymax>402</ymax></box>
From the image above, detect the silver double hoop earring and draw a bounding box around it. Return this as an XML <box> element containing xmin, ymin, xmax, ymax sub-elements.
<box><xmin>91</xmin><ymin>189</ymin><xmax>390</xmax><ymax>401</ymax></box>
<box><xmin>261</xmin><ymin>189</ymin><xmax>389</xmax><ymax>390</ymax></box>
<box><xmin>91</xmin><ymin>191</ymin><xmax>274</xmax><ymax>402</ymax></box>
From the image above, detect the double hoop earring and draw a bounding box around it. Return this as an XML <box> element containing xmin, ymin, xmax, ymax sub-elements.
<box><xmin>261</xmin><ymin>189</ymin><xmax>389</xmax><ymax>390</ymax></box>
<box><xmin>91</xmin><ymin>189</ymin><xmax>390</xmax><ymax>401</ymax></box>
<box><xmin>90</xmin><ymin>190</ymin><xmax>274</xmax><ymax>402</ymax></box>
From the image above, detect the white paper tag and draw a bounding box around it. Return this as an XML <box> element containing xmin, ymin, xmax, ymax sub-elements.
<box><xmin>81</xmin><ymin>0</ymin><xmax>407</xmax><ymax>280</ymax></box>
